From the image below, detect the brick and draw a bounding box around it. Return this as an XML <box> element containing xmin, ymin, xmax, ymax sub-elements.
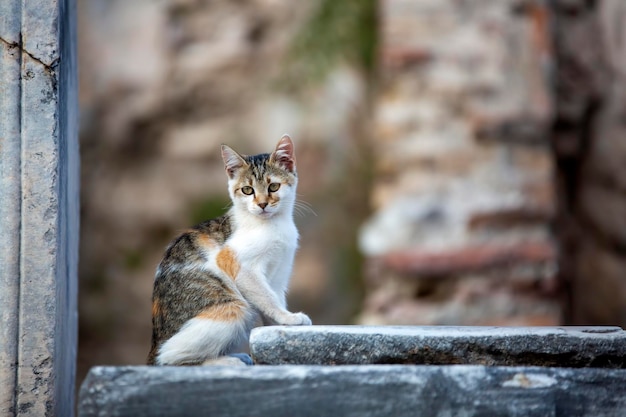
<box><xmin>376</xmin><ymin>241</ymin><xmax>556</xmax><ymax>278</ymax></box>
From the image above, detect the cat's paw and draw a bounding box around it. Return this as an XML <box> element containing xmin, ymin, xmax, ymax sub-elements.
<box><xmin>280</xmin><ymin>312</ymin><xmax>312</xmax><ymax>326</ymax></box>
<box><xmin>228</xmin><ymin>353</ymin><xmax>254</xmax><ymax>366</ymax></box>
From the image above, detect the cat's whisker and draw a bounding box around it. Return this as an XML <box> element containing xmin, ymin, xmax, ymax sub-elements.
<box><xmin>295</xmin><ymin>198</ymin><xmax>315</xmax><ymax>211</ymax></box>
<box><xmin>294</xmin><ymin>200</ymin><xmax>317</xmax><ymax>217</ymax></box>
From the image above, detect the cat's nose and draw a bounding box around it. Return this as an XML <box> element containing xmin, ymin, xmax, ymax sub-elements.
<box><xmin>258</xmin><ymin>202</ymin><xmax>268</xmax><ymax>210</ymax></box>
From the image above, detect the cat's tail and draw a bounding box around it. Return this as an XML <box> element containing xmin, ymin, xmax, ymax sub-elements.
<box><xmin>155</xmin><ymin>301</ymin><xmax>252</xmax><ymax>366</ymax></box>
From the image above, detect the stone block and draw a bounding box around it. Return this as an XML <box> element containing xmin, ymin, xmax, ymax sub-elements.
<box><xmin>250</xmin><ymin>326</ymin><xmax>626</xmax><ymax>367</ymax></box>
<box><xmin>78</xmin><ymin>365</ymin><xmax>626</xmax><ymax>417</ymax></box>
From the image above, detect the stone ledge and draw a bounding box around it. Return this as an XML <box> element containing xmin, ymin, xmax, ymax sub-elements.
<box><xmin>79</xmin><ymin>365</ymin><xmax>626</xmax><ymax>417</ymax></box>
<box><xmin>250</xmin><ymin>325</ymin><xmax>626</xmax><ymax>367</ymax></box>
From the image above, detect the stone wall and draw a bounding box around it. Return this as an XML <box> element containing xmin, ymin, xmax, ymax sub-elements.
<box><xmin>359</xmin><ymin>0</ymin><xmax>626</xmax><ymax>329</ymax></box>
<box><xmin>550</xmin><ymin>0</ymin><xmax>626</xmax><ymax>325</ymax></box>
<box><xmin>359</xmin><ymin>0</ymin><xmax>559</xmax><ymax>326</ymax></box>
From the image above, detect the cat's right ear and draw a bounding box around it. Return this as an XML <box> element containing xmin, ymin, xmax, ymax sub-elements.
<box><xmin>221</xmin><ymin>145</ymin><xmax>247</xmax><ymax>179</ymax></box>
<box><xmin>271</xmin><ymin>134</ymin><xmax>296</xmax><ymax>173</ymax></box>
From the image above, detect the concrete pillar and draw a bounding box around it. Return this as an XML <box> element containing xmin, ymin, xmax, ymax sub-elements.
<box><xmin>0</xmin><ymin>0</ymin><xmax>79</xmax><ymax>415</ymax></box>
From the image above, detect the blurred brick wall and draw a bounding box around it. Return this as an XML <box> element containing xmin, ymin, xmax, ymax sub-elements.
<box><xmin>359</xmin><ymin>0</ymin><xmax>559</xmax><ymax>326</ymax></box>
<box><xmin>359</xmin><ymin>0</ymin><xmax>626</xmax><ymax>328</ymax></box>
<box><xmin>551</xmin><ymin>0</ymin><xmax>626</xmax><ymax>325</ymax></box>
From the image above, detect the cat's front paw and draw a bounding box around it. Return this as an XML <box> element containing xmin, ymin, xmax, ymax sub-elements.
<box><xmin>280</xmin><ymin>312</ymin><xmax>312</xmax><ymax>326</ymax></box>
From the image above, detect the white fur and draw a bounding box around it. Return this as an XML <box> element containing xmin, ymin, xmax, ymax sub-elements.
<box><xmin>222</xmin><ymin>151</ymin><xmax>311</xmax><ymax>326</ymax></box>
<box><xmin>156</xmin><ymin>317</ymin><xmax>249</xmax><ymax>365</ymax></box>
<box><xmin>225</xmin><ymin>178</ymin><xmax>306</xmax><ymax>323</ymax></box>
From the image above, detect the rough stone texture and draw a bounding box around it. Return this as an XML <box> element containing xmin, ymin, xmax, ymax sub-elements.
<box><xmin>0</xmin><ymin>8</ymin><xmax>22</xmax><ymax>414</ymax></box>
<box><xmin>358</xmin><ymin>0</ymin><xmax>559</xmax><ymax>327</ymax></box>
<box><xmin>0</xmin><ymin>0</ymin><xmax>79</xmax><ymax>415</ymax></box>
<box><xmin>79</xmin><ymin>365</ymin><xmax>626</xmax><ymax>417</ymax></box>
<box><xmin>251</xmin><ymin>325</ymin><xmax>626</xmax><ymax>367</ymax></box>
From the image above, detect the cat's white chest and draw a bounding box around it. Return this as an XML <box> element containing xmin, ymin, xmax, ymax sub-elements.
<box><xmin>228</xmin><ymin>218</ymin><xmax>298</xmax><ymax>289</ymax></box>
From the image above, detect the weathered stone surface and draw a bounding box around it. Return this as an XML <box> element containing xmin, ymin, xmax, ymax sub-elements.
<box><xmin>0</xmin><ymin>0</ymin><xmax>79</xmax><ymax>415</ymax></box>
<box><xmin>0</xmin><ymin>8</ymin><xmax>23</xmax><ymax>415</ymax></box>
<box><xmin>79</xmin><ymin>365</ymin><xmax>626</xmax><ymax>417</ymax></box>
<box><xmin>251</xmin><ymin>326</ymin><xmax>626</xmax><ymax>367</ymax></box>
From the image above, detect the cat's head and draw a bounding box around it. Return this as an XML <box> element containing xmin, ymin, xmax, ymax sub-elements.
<box><xmin>221</xmin><ymin>135</ymin><xmax>298</xmax><ymax>219</ymax></box>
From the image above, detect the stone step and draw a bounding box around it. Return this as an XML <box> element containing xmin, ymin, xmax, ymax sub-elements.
<box><xmin>79</xmin><ymin>365</ymin><xmax>626</xmax><ymax>417</ymax></box>
<box><xmin>250</xmin><ymin>325</ymin><xmax>626</xmax><ymax>367</ymax></box>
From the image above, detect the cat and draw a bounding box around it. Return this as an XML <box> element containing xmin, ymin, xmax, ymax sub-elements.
<box><xmin>147</xmin><ymin>134</ymin><xmax>312</xmax><ymax>366</ymax></box>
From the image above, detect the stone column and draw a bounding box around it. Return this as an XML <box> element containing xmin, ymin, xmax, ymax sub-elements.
<box><xmin>0</xmin><ymin>0</ymin><xmax>79</xmax><ymax>416</ymax></box>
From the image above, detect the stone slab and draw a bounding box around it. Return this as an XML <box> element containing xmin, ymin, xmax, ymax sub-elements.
<box><xmin>79</xmin><ymin>365</ymin><xmax>626</xmax><ymax>417</ymax></box>
<box><xmin>250</xmin><ymin>325</ymin><xmax>626</xmax><ymax>367</ymax></box>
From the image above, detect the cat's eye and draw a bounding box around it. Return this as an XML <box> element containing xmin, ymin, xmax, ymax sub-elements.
<box><xmin>241</xmin><ymin>186</ymin><xmax>254</xmax><ymax>195</ymax></box>
<box><xmin>268</xmin><ymin>183</ymin><xmax>281</xmax><ymax>193</ymax></box>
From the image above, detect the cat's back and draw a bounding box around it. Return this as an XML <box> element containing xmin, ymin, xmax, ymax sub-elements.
<box><xmin>157</xmin><ymin>214</ymin><xmax>234</xmax><ymax>274</ymax></box>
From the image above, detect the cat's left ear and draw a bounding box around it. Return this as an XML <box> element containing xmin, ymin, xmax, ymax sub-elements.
<box><xmin>222</xmin><ymin>145</ymin><xmax>247</xmax><ymax>179</ymax></box>
<box><xmin>271</xmin><ymin>134</ymin><xmax>296</xmax><ymax>173</ymax></box>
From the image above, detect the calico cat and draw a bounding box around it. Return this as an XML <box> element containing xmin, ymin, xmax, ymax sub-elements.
<box><xmin>148</xmin><ymin>135</ymin><xmax>311</xmax><ymax>366</ymax></box>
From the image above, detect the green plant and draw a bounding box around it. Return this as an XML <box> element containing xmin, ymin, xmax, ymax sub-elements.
<box><xmin>283</xmin><ymin>0</ymin><xmax>378</xmax><ymax>91</ymax></box>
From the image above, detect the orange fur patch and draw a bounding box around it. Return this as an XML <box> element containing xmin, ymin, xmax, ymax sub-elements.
<box><xmin>197</xmin><ymin>301</ymin><xmax>246</xmax><ymax>322</ymax></box>
<box><xmin>152</xmin><ymin>299</ymin><xmax>161</xmax><ymax>317</ymax></box>
<box><xmin>196</xmin><ymin>233</ymin><xmax>217</xmax><ymax>250</ymax></box>
<box><xmin>254</xmin><ymin>196</ymin><xmax>269</xmax><ymax>207</ymax></box>
<box><xmin>216</xmin><ymin>247</ymin><xmax>240</xmax><ymax>279</ymax></box>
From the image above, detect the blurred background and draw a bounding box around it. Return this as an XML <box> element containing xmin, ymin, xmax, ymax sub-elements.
<box><xmin>77</xmin><ymin>0</ymin><xmax>626</xmax><ymax>387</ymax></box>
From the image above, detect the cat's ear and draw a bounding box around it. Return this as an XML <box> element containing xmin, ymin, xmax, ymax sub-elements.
<box><xmin>271</xmin><ymin>134</ymin><xmax>296</xmax><ymax>173</ymax></box>
<box><xmin>221</xmin><ymin>145</ymin><xmax>247</xmax><ymax>179</ymax></box>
